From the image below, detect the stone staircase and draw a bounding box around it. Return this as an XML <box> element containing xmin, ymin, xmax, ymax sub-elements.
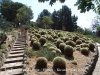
<box><xmin>0</xmin><ymin>35</ymin><xmax>26</xmax><ymax>75</ymax></box>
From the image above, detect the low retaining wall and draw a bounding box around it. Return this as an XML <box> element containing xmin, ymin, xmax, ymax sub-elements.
<box><xmin>82</xmin><ymin>43</ymin><xmax>99</xmax><ymax>75</ymax></box>
<box><xmin>0</xmin><ymin>32</ymin><xmax>19</xmax><ymax>68</ymax></box>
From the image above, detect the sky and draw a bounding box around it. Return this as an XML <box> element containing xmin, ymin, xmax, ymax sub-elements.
<box><xmin>12</xmin><ymin>0</ymin><xmax>97</xmax><ymax>29</ymax></box>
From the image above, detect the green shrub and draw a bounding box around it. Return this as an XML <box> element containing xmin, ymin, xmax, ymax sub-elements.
<box><xmin>32</xmin><ymin>41</ymin><xmax>41</xmax><ymax>50</ymax></box>
<box><xmin>0</xmin><ymin>44</ymin><xmax>6</xmax><ymax>49</ymax></box>
<box><xmin>89</xmin><ymin>43</ymin><xmax>95</xmax><ymax>51</ymax></box>
<box><xmin>81</xmin><ymin>48</ymin><xmax>89</xmax><ymax>55</ymax></box>
<box><xmin>64</xmin><ymin>45</ymin><xmax>74</xmax><ymax>57</ymax></box>
<box><xmin>56</xmin><ymin>39</ymin><xmax>63</xmax><ymax>48</ymax></box>
<box><xmin>53</xmin><ymin>57</ymin><xmax>66</xmax><ymax>69</ymax></box>
<box><xmin>59</xmin><ymin>43</ymin><xmax>66</xmax><ymax>53</ymax></box>
<box><xmin>76</xmin><ymin>39</ymin><xmax>82</xmax><ymax>45</ymax></box>
<box><xmin>36</xmin><ymin>57</ymin><xmax>48</xmax><ymax>68</ymax></box>
<box><xmin>66</xmin><ymin>40</ymin><xmax>76</xmax><ymax>47</ymax></box>
<box><xmin>39</xmin><ymin>37</ymin><xmax>46</xmax><ymax>46</ymax></box>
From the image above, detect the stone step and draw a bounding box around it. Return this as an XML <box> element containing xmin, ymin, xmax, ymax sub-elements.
<box><xmin>11</xmin><ymin>48</ymin><xmax>24</xmax><ymax>51</ymax></box>
<box><xmin>5</xmin><ymin>57</ymin><xmax>23</xmax><ymax>63</ymax></box>
<box><xmin>0</xmin><ymin>62</ymin><xmax>23</xmax><ymax>71</ymax></box>
<box><xmin>10</xmin><ymin>50</ymin><xmax>24</xmax><ymax>54</ymax></box>
<box><xmin>15</xmin><ymin>42</ymin><xmax>26</xmax><ymax>45</ymax></box>
<box><xmin>17</xmin><ymin>40</ymin><xmax>26</xmax><ymax>42</ymax></box>
<box><xmin>13</xmin><ymin>46</ymin><xmax>25</xmax><ymax>48</ymax></box>
<box><xmin>8</xmin><ymin>53</ymin><xmax>24</xmax><ymax>58</ymax></box>
<box><xmin>14</xmin><ymin>44</ymin><xmax>25</xmax><ymax>46</ymax></box>
<box><xmin>0</xmin><ymin>68</ymin><xmax>23</xmax><ymax>75</ymax></box>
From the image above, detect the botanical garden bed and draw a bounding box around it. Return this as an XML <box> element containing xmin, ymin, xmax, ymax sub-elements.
<box><xmin>25</xmin><ymin>28</ymin><xmax>98</xmax><ymax>75</ymax></box>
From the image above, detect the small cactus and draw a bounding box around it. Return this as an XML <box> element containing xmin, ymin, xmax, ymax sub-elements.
<box><xmin>32</xmin><ymin>41</ymin><xmax>41</xmax><ymax>50</ymax></box>
<box><xmin>53</xmin><ymin>57</ymin><xmax>66</xmax><ymax>70</ymax></box>
<box><xmin>64</xmin><ymin>45</ymin><xmax>74</xmax><ymax>57</ymax></box>
<box><xmin>36</xmin><ymin>57</ymin><xmax>48</xmax><ymax>68</ymax></box>
<box><xmin>89</xmin><ymin>43</ymin><xmax>95</xmax><ymax>51</ymax></box>
<box><xmin>39</xmin><ymin>37</ymin><xmax>46</xmax><ymax>46</ymax></box>
<box><xmin>81</xmin><ymin>48</ymin><xmax>89</xmax><ymax>55</ymax></box>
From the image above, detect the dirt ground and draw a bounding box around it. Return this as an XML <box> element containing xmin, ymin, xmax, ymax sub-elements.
<box><xmin>26</xmin><ymin>34</ymin><xmax>96</xmax><ymax>75</ymax></box>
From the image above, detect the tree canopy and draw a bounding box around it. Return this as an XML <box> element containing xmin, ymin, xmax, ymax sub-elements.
<box><xmin>38</xmin><ymin>0</ymin><xmax>99</xmax><ymax>13</ymax></box>
<box><xmin>1</xmin><ymin>1</ymin><xmax>24</xmax><ymax>22</ymax></box>
<box><xmin>16</xmin><ymin>5</ymin><xmax>33</xmax><ymax>24</ymax></box>
<box><xmin>42</xmin><ymin>16</ymin><xmax>53</xmax><ymax>29</ymax></box>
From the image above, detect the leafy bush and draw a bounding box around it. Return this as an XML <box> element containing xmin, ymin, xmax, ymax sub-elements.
<box><xmin>53</xmin><ymin>57</ymin><xmax>66</xmax><ymax>69</ymax></box>
<box><xmin>36</xmin><ymin>57</ymin><xmax>48</xmax><ymax>69</ymax></box>
<box><xmin>64</xmin><ymin>45</ymin><xmax>74</xmax><ymax>57</ymax></box>
<box><xmin>0</xmin><ymin>44</ymin><xmax>6</xmax><ymax>49</ymax></box>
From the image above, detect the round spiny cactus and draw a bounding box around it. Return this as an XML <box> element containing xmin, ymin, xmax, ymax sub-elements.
<box><xmin>76</xmin><ymin>39</ymin><xmax>82</xmax><ymax>45</ymax></box>
<box><xmin>56</xmin><ymin>39</ymin><xmax>63</xmax><ymax>48</ymax></box>
<box><xmin>55</xmin><ymin>49</ymin><xmax>62</xmax><ymax>54</ymax></box>
<box><xmin>66</xmin><ymin>40</ymin><xmax>76</xmax><ymax>47</ymax></box>
<box><xmin>32</xmin><ymin>41</ymin><xmax>41</xmax><ymax>50</ymax></box>
<box><xmin>73</xmin><ymin>36</ymin><xmax>79</xmax><ymax>42</ymax></box>
<box><xmin>39</xmin><ymin>37</ymin><xmax>46</xmax><ymax>46</ymax></box>
<box><xmin>81</xmin><ymin>48</ymin><xmax>89</xmax><ymax>55</ymax></box>
<box><xmin>53</xmin><ymin>57</ymin><xmax>66</xmax><ymax>70</ymax></box>
<box><xmin>30</xmin><ymin>38</ymin><xmax>37</xmax><ymax>46</ymax></box>
<box><xmin>76</xmin><ymin>45</ymin><xmax>81</xmax><ymax>51</ymax></box>
<box><xmin>59</xmin><ymin>43</ymin><xmax>66</xmax><ymax>53</ymax></box>
<box><xmin>64</xmin><ymin>45</ymin><xmax>74</xmax><ymax>57</ymax></box>
<box><xmin>36</xmin><ymin>57</ymin><xmax>48</xmax><ymax>68</ymax></box>
<box><xmin>89</xmin><ymin>43</ymin><xmax>95</xmax><ymax>51</ymax></box>
<box><xmin>81</xmin><ymin>43</ymin><xmax>89</xmax><ymax>48</ymax></box>
<box><xmin>49</xmin><ymin>47</ymin><xmax>56</xmax><ymax>51</ymax></box>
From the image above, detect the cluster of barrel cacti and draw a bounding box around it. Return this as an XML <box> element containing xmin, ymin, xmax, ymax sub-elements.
<box><xmin>36</xmin><ymin>56</ymin><xmax>66</xmax><ymax>70</ymax></box>
<box><xmin>29</xmin><ymin>28</ymin><xmax>95</xmax><ymax>56</ymax></box>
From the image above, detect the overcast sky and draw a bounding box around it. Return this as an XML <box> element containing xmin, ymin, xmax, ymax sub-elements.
<box><xmin>12</xmin><ymin>0</ymin><xmax>97</xmax><ymax>28</ymax></box>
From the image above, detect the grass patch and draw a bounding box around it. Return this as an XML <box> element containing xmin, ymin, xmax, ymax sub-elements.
<box><xmin>25</xmin><ymin>46</ymin><xmax>62</xmax><ymax>61</ymax></box>
<box><xmin>36</xmin><ymin>47</ymin><xmax>62</xmax><ymax>61</ymax></box>
<box><xmin>24</xmin><ymin>49</ymin><xmax>35</xmax><ymax>58</ymax></box>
